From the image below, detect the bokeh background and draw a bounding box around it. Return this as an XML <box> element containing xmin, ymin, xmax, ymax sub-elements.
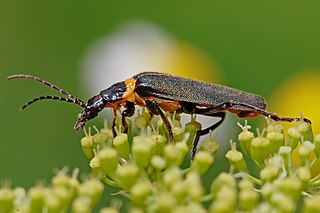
<box><xmin>1</xmin><ymin>0</ymin><xmax>320</xmax><ymax>207</ymax></box>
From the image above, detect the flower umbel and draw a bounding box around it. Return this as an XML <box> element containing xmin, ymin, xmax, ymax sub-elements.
<box><xmin>3</xmin><ymin>112</ymin><xmax>320</xmax><ymax>212</ymax></box>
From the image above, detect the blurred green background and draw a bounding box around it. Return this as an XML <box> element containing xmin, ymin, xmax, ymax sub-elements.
<box><xmin>1</xmin><ymin>0</ymin><xmax>320</xmax><ymax>194</ymax></box>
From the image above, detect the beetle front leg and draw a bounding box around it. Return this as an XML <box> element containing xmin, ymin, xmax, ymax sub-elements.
<box><xmin>145</xmin><ymin>100</ymin><xmax>174</xmax><ymax>142</ymax></box>
<box><xmin>122</xmin><ymin>101</ymin><xmax>135</xmax><ymax>134</ymax></box>
<box><xmin>192</xmin><ymin>112</ymin><xmax>225</xmax><ymax>159</ymax></box>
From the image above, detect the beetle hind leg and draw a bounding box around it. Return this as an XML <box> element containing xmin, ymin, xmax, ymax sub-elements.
<box><xmin>192</xmin><ymin>112</ymin><xmax>226</xmax><ymax>159</ymax></box>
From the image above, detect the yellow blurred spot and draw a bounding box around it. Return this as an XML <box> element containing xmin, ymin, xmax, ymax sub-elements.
<box><xmin>164</xmin><ymin>41</ymin><xmax>220</xmax><ymax>83</ymax></box>
<box><xmin>269</xmin><ymin>71</ymin><xmax>320</xmax><ymax>173</ymax></box>
<box><xmin>270</xmin><ymin>71</ymin><xmax>320</xmax><ymax>132</ymax></box>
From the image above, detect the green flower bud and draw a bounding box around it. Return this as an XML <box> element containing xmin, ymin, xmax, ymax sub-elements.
<box><xmin>175</xmin><ymin>141</ymin><xmax>189</xmax><ymax>159</ymax></box>
<box><xmin>260</xmin><ymin>165</ymin><xmax>279</xmax><ymax>182</ymax></box>
<box><xmin>44</xmin><ymin>189</ymin><xmax>63</xmax><ymax>213</ymax></box>
<box><xmin>173</xmin><ymin>203</ymin><xmax>206</xmax><ymax>213</ymax></box>
<box><xmin>130</xmin><ymin>181</ymin><xmax>151</xmax><ymax>205</ymax></box>
<box><xmin>89</xmin><ymin>155</ymin><xmax>101</xmax><ymax>170</ymax></box>
<box><xmin>163</xmin><ymin>167</ymin><xmax>183</xmax><ymax>190</ymax></box>
<box><xmin>28</xmin><ymin>186</ymin><xmax>45</xmax><ymax>212</ymax></box>
<box><xmin>225</xmin><ymin>142</ymin><xmax>247</xmax><ymax>171</ymax></box>
<box><xmin>267</xmin><ymin>131</ymin><xmax>284</xmax><ymax>154</ymax></box>
<box><xmin>81</xmin><ymin>128</ymin><xmax>94</xmax><ymax>159</ymax></box>
<box><xmin>297</xmin><ymin>121</ymin><xmax>313</xmax><ymax>142</ymax></box>
<box><xmin>134</xmin><ymin>113</ymin><xmax>148</xmax><ymax>130</ymax></box>
<box><xmin>185</xmin><ymin>171</ymin><xmax>204</xmax><ymax>201</ymax></box>
<box><xmin>99</xmin><ymin>207</ymin><xmax>120</xmax><ymax>213</ymax></box>
<box><xmin>261</xmin><ymin>155</ymin><xmax>282</xmax><ymax>182</ymax></box>
<box><xmin>265</xmin><ymin>120</ymin><xmax>284</xmax><ymax>133</ymax></box>
<box><xmin>199</xmin><ymin>136</ymin><xmax>220</xmax><ymax>158</ymax></box>
<box><xmin>261</xmin><ymin>182</ymin><xmax>273</xmax><ymax>202</ymax></box>
<box><xmin>211</xmin><ymin>186</ymin><xmax>237</xmax><ymax>213</ymax></box>
<box><xmin>253</xmin><ymin>202</ymin><xmax>272</xmax><ymax>213</ymax></box>
<box><xmin>129</xmin><ymin>207</ymin><xmax>144</xmax><ymax>213</ymax></box>
<box><xmin>185</xmin><ymin>116</ymin><xmax>202</xmax><ymax>146</ymax></box>
<box><xmin>132</xmin><ymin>140</ymin><xmax>152</xmax><ymax>167</ymax></box>
<box><xmin>151</xmin><ymin>156</ymin><xmax>167</xmax><ymax>170</ymax></box>
<box><xmin>210</xmin><ymin>173</ymin><xmax>236</xmax><ymax>198</ymax></box>
<box><xmin>52</xmin><ymin>172</ymin><xmax>70</xmax><ymax>188</ymax></box>
<box><xmin>52</xmin><ymin>186</ymin><xmax>73</xmax><ymax>210</ymax></box>
<box><xmin>237</xmin><ymin>121</ymin><xmax>254</xmax><ymax>156</ymax></box>
<box><xmin>171</xmin><ymin>181</ymin><xmax>187</xmax><ymax>204</ymax></box>
<box><xmin>314</xmin><ymin>134</ymin><xmax>320</xmax><ymax>158</ymax></box>
<box><xmin>71</xmin><ymin>196</ymin><xmax>91</xmax><ymax>213</ymax></box>
<box><xmin>152</xmin><ymin>192</ymin><xmax>176</xmax><ymax>213</ymax></box>
<box><xmin>250</xmin><ymin>136</ymin><xmax>271</xmax><ymax>166</ymax></box>
<box><xmin>164</xmin><ymin>144</ymin><xmax>184</xmax><ymax>167</ymax></box>
<box><xmin>13</xmin><ymin>189</ymin><xmax>29</xmax><ymax>212</ymax></box>
<box><xmin>100</xmin><ymin>123</ymin><xmax>114</xmax><ymax>145</ymax></box>
<box><xmin>97</xmin><ymin>147</ymin><xmax>118</xmax><ymax>175</ymax></box>
<box><xmin>115</xmin><ymin>116</ymin><xmax>132</xmax><ymax>134</ymax></box>
<box><xmin>185</xmin><ymin>118</ymin><xmax>202</xmax><ymax>132</ymax></box>
<box><xmin>113</xmin><ymin>133</ymin><xmax>130</xmax><ymax>160</ymax></box>
<box><xmin>239</xmin><ymin>188</ymin><xmax>259</xmax><ymax>211</ymax></box>
<box><xmin>273</xmin><ymin>177</ymin><xmax>302</xmax><ymax>200</ymax></box>
<box><xmin>78</xmin><ymin>179</ymin><xmax>104</xmax><ymax>207</ymax></box>
<box><xmin>298</xmin><ymin>166</ymin><xmax>311</xmax><ymax>187</ymax></box>
<box><xmin>286</xmin><ymin>127</ymin><xmax>301</xmax><ymax>149</ymax></box>
<box><xmin>270</xmin><ymin>192</ymin><xmax>295</xmax><ymax>213</ymax></box>
<box><xmin>0</xmin><ymin>187</ymin><xmax>14</xmax><ymax>212</ymax></box>
<box><xmin>191</xmin><ymin>151</ymin><xmax>214</xmax><ymax>175</ymax></box>
<box><xmin>279</xmin><ymin>146</ymin><xmax>292</xmax><ymax>175</ymax></box>
<box><xmin>238</xmin><ymin>178</ymin><xmax>254</xmax><ymax>190</ymax></box>
<box><xmin>150</xmin><ymin>134</ymin><xmax>167</xmax><ymax>156</ymax></box>
<box><xmin>68</xmin><ymin>170</ymin><xmax>80</xmax><ymax>197</ymax></box>
<box><xmin>141</xmin><ymin>109</ymin><xmax>151</xmax><ymax>121</ymax></box>
<box><xmin>172</xmin><ymin>118</ymin><xmax>184</xmax><ymax>141</ymax></box>
<box><xmin>115</xmin><ymin>164</ymin><xmax>139</xmax><ymax>191</ymax></box>
<box><xmin>303</xmin><ymin>195</ymin><xmax>320</xmax><ymax>213</ymax></box>
<box><xmin>299</xmin><ymin>141</ymin><xmax>315</xmax><ymax>166</ymax></box>
<box><xmin>93</xmin><ymin>130</ymin><xmax>107</xmax><ymax>147</ymax></box>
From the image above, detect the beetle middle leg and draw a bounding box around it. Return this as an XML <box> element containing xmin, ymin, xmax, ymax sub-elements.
<box><xmin>191</xmin><ymin>112</ymin><xmax>226</xmax><ymax>159</ymax></box>
<box><xmin>145</xmin><ymin>100</ymin><xmax>174</xmax><ymax>142</ymax></box>
<box><xmin>121</xmin><ymin>101</ymin><xmax>135</xmax><ymax>134</ymax></box>
<box><xmin>112</xmin><ymin>109</ymin><xmax>117</xmax><ymax>137</ymax></box>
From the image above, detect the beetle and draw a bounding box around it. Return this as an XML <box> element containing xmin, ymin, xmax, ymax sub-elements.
<box><xmin>7</xmin><ymin>72</ymin><xmax>311</xmax><ymax>158</ymax></box>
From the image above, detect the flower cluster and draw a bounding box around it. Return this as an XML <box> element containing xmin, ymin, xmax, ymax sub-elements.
<box><xmin>0</xmin><ymin>169</ymin><xmax>104</xmax><ymax>212</ymax></box>
<box><xmin>3</xmin><ymin>110</ymin><xmax>320</xmax><ymax>212</ymax></box>
<box><xmin>80</xmin><ymin>109</ymin><xmax>320</xmax><ymax>212</ymax></box>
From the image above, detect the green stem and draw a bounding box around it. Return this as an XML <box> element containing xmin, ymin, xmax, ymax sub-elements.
<box><xmin>309</xmin><ymin>156</ymin><xmax>318</xmax><ymax>170</ymax></box>
<box><xmin>102</xmin><ymin>176</ymin><xmax>120</xmax><ymax>188</ymax></box>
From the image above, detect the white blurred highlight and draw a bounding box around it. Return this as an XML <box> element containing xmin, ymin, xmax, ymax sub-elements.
<box><xmin>81</xmin><ymin>21</ymin><xmax>180</xmax><ymax>94</ymax></box>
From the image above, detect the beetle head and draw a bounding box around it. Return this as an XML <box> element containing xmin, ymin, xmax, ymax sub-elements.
<box><xmin>74</xmin><ymin>95</ymin><xmax>106</xmax><ymax>130</ymax></box>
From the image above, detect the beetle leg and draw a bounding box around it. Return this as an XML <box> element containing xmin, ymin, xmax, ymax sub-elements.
<box><xmin>192</xmin><ymin>112</ymin><xmax>226</xmax><ymax>159</ymax></box>
<box><xmin>196</xmin><ymin>101</ymin><xmax>311</xmax><ymax>124</ymax></box>
<box><xmin>145</xmin><ymin>100</ymin><xmax>174</xmax><ymax>142</ymax></box>
<box><xmin>121</xmin><ymin>101</ymin><xmax>135</xmax><ymax>134</ymax></box>
<box><xmin>112</xmin><ymin>109</ymin><xmax>117</xmax><ymax>137</ymax></box>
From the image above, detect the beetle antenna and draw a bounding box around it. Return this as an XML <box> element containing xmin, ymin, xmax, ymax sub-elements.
<box><xmin>7</xmin><ymin>74</ymin><xmax>86</xmax><ymax>107</ymax></box>
<box><xmin>20</xmin><ymin>95</ymin><xmax>79</xmax><ymax>110</ymax></box>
